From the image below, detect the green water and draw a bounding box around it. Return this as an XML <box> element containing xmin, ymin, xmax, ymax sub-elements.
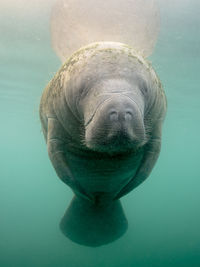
<box><xmin>1</xmin><ymin>1</ymin><xmax>200</xmax><ymax>266</ymax></box>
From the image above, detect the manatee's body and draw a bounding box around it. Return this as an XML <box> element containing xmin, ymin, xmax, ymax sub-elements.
<box><xmin>39</xmin><ymin>42</ymin><xmax>166</xmax><ymax>246</ymax></box>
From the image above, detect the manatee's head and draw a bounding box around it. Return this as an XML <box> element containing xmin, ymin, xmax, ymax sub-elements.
<box><xmin>81</xmin><ymin>79</ymin><xmax>147</xmax><ymax>154</ymax></box>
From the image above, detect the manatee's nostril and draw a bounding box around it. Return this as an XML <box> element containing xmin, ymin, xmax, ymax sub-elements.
<box><xmin>109</xmin><ymin>110</ymin><xmax>118</xmax><ymax>121</ymax></box>
<box><xmin>125</xmin><ymin>110</ymin><xmax>133</xmax><ymax>121</ymax></box>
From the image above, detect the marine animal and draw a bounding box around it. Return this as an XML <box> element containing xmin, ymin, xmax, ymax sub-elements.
<box><xmin>39</xmin><ymin>42</ymin><xmax>167</xmax><ymax>246</ymax></box>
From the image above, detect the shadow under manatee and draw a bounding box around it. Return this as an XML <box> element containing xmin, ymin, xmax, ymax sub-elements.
<box><xmin>60</xmin><ymin>196</ymin><xmax>128</xmax><ymax>247</ymax></box>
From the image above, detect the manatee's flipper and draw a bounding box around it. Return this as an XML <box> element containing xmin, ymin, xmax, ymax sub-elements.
<box><xmin>115</xmin><ymin>123</ymin><xmax>163</xmax><ymax>199</ymax></box>
<box><xmin>47</xmin><ymin>117</ymin><xmax>92</xmax><ymax>202</ymax></box>
<box><xmin>60</xmin><ymin>196</ymin><xmax>128</xmax><ymax>247</ymax></box>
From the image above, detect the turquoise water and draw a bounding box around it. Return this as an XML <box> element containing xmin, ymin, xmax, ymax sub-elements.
<box><xmin>1</xmin><ymin>1</ymin><xmax>200</xmax><ymax>266</ymax></box>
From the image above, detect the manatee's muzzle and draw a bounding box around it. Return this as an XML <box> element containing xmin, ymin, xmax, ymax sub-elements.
<box><xmin>84</xmin><ymin>95</ymin><xmax>146</xmax><ymax>153</ymax></box>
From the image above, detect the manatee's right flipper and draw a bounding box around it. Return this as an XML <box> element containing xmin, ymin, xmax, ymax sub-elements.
<box><xmin>115</xmin><ymin>122</ymin><xmax>163</xmax><ymax>199</ymax></box>
<box><xmin>60</xmin><ymin>196</ymin><xmax>128</xmax><ymax>247</ymax></box>
<box><xmin>47</xmin><ymin>117</ymin><xmax>92</xmax><ymax>202</ymax></box>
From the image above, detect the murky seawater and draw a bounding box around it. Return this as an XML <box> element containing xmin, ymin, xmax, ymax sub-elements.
<box><xmin>0</xmin><ymin>1</ymin><xmax>200</xmax><ymax>266</ymax></box>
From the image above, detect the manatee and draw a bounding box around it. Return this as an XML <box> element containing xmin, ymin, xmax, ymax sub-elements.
<box><xmin>39</xmin><ymin>42</ymin><xmax>167</xmax><ymax>246</ymax></box>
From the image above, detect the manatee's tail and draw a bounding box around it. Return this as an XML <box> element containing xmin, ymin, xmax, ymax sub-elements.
<box><xmin>60</xmin><ymin>195</ymin><xmax>128</xmax><ymax>247</ymax></box>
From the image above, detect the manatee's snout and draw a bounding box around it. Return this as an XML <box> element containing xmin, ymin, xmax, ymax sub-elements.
<box><xmin>106</xmin><ymin>102</ymin><xmax>136</xmax><ymax>142</ymax></box>
<box><xmin>85</xmin><ymin>95</ymin><xmax>146</xmax><ymax>153</ymax></box>
<box><xmin>109</xmin><ymin>108</ymin><xmax>134</xmax><ymax>123</ymax></box>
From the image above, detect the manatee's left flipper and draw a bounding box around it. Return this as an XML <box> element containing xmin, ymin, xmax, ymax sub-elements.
<box><xmin>115</xmin><ymin>123</ymin><xmax>162</xmax><ymax>199</ymax></box>
<box><xmin>47</xmin><ymin>117</ymin><xmax>93</xmax><ymax>202</ymax></box>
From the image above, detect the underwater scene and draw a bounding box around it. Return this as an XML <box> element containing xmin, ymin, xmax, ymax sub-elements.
<box><xmin>0</xmin><ymin>0</ymin><xmax>200</xmax><ymax>266</ymax></box>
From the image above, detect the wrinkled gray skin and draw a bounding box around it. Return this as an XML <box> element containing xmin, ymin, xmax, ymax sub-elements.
<box><xmin>40</xmin><ymin>42</ymin><xmax>167</xmax><ymax>205</ymax></box>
